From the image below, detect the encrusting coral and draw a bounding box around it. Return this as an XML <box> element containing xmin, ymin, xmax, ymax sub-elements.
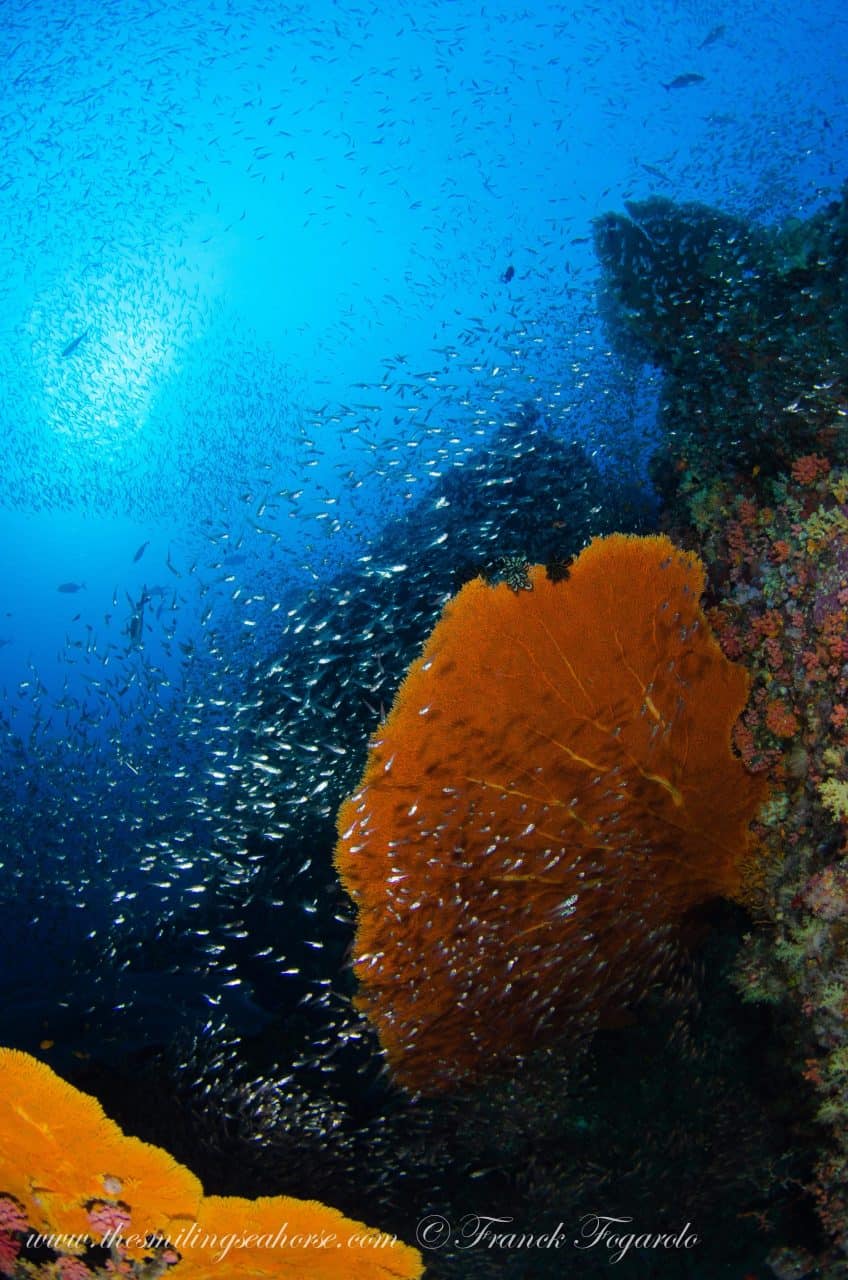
<box><xmin>0</xmin><ymin>1047</ymin><xmax>423</xmax><ymax>1280</ymax></box>
<box><xmin>335</xmin><ymin>532</ymin><xmax>767</xmax><ymax>1094</ymax></box>
<box><xmin>589</xmin><ymin>185</ymin><xmax>848</xmax><ymax>1273</ymax></box>
<box><xmin>681</xmin><ymin>454</ymin><xmax>848</xmax><ymax>1259</ymax></box>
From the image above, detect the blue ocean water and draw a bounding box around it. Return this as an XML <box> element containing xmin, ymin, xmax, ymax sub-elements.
<box><xmin>0</xmin><ymin>0</ymin><xmax>841</xmax><ymax>699</ymax></box>
<box><xmin>1</xmin><ymin>1</ymin><xmax>846</xmax><ymax>1276</ymax></box>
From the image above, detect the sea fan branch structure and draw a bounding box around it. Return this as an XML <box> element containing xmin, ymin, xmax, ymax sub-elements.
<box><xmin>335</xmin><ymin>534</ymin><xmax>766</xmax><ymax>1093</ymax></box>
<box><xmin>0</xmin><ymin>1048</ymin><xmax>422</xmax><ymax>1280</ymax></box>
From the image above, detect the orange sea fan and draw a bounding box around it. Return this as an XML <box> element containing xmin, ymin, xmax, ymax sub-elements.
<box><xmin>0</xmin><ymin>1049</ymin><xmax>423</xmax><ymax>1279</ymax></box>
<box><xmin>335</xmin><ymin>533</ymin><xmax>767</xmax><ymax>1094</ymax></box>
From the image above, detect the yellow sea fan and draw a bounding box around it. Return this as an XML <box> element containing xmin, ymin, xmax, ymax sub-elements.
<box><xmin>0</xmin><ymin>1049</ymin><xmax>201</xmax><ymax>1246</ymax></box>
<box><xmin>177</xmin><ymin>1195</ymin><xmax>423</xmax><ymax>1280</ymax></box>
<box><xmin>0</xmin><ymin>1049</ymin><xmax>423</xmax><ymax>1278</ymax></box>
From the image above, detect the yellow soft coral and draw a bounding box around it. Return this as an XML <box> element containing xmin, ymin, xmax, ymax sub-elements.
<box><xmin>819</xmin><ymin>777</ymin><xmax>848</xmax><ymax>822</ymax></box>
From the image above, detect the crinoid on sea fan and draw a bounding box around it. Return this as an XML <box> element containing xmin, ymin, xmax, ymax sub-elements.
<box><xmin>335</xmin><ymin>533</ymin><xmax>767</xmax><ymax>1094</ymax></box>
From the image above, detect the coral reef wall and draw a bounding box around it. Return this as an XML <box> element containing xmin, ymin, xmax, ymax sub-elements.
<box><xmin>596</xmin><ymin>185</ymin><xmax>848</xmax><ymax>1275</ymax></box>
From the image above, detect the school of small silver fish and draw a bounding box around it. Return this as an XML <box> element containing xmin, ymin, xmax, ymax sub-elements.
<box><xmin>0</xmin><ymin>0</ymin><xmax>844</xmax><ymax>1272</ymax></box>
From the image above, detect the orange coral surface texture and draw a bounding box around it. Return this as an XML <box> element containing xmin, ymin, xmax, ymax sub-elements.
<box><xmin>335</xmin><ymin>534</ymin><xmax>767</xmax><ymax>1093</ymax></box>
<box><xmin>0</xmin><ymin>1048</ymin><xmax>201</xmax><ymax>1247</ymax></box>
<box><xmin>0</xmin><ymin>1048</ymin><xmax>423</xmax><ymax>1279</ymax></box>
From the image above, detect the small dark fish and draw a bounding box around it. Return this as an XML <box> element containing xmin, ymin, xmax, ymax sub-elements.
<box><xmin>641</xmin><ymin>162</ymin><xmax>670</xmax><ymax>184</ymax></box>
<box><xmin>698</xmin><ymin>24</ymin><xmax>725</xmax><ymax>49</ymax></box>
<box><xmin>501</xmin><ymin>264</ymin><xmax>515</xmax><ymax>283</ymax></box>
<box><xmin>57</xmin><ymin>582</ymin><xmax>86</xmax><ymax>593</ymax></box>
<box><xmin>60</xmin><ymin>331</ymin><xmax>88</xmax><ymax>358</ymax></box>
<box><xmin>127</xmin><ymin>587</ymin><xmax>150</xmax><ymax>647</ymax></box>
<box><xmin>662</xmin><ymin>73</ymin><xmax>705</xmax><ymax>90</ymax></box>
<box><xmin>133</xmin><ymin>540</ymin><xmax>149</xmax><ymax>563</ymax></box>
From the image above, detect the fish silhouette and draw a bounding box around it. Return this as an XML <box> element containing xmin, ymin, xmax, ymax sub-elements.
<box><xmin>662</xmin><ymin>73</ymin><xmax>705</xmax><ymax>90</ymax></box>
<box><xmin>60</xmin><ymin>331</ymin><xmax>88</xmax><ymax>358</ymax></box>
